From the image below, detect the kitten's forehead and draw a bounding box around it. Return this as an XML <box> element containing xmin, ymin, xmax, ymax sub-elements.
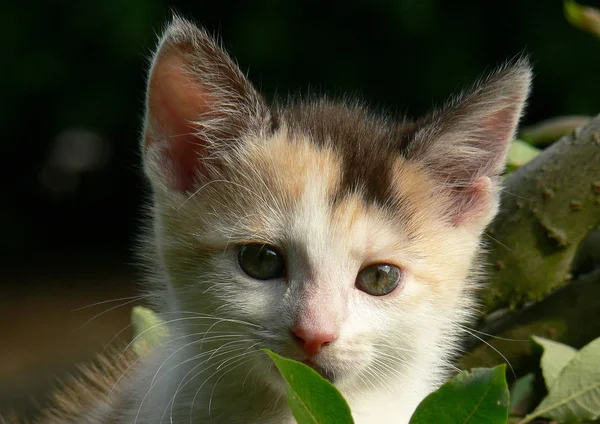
<box><xmin>282</xmin><ymin>101</ymin><xmax>418</xmax><ymax>205</ymax></box>
<box><xmin>232</xmin><ymin>119</ymin><xmax>436</xmax><ymax>251</ymax></box>
<box><xmin>241</xmin><ymin>132</ymin><xmax>379</xmax><ymax>272</ymax></box>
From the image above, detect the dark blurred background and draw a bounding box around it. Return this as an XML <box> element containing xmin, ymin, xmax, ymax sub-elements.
<box><xmin>2</xmin><ymin>0</ymin><xmax>599</xmax><ymax>418</ymax></box>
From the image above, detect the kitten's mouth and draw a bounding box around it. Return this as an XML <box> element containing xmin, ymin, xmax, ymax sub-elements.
<box><xmin>301</xmin><ymin>359</ymin><xmax>335</xmax><ymax>382</ymax></box>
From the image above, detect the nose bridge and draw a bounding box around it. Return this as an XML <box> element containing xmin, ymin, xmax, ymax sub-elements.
<box><xmin>289</xmin><ymin>184</ymin><xmax>350</xmax><ymax>338</ymax></box>
<box><xmin>294</xmin><ymin>274</ymin><xmax>345</xmax><ymax>334</ymax></box>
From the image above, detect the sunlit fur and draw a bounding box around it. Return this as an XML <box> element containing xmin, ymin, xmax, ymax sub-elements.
<box><xmin>20</xmin><ymin>16</ymin><xmax>531</xmax><ymax>424</ymax></box>
<box><xmin>132</xmin><ymin>132</ymin><xmax>483</xmax><ymax>423</ymax></box>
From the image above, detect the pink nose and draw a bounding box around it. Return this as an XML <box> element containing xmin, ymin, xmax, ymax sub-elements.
<box><xmin>290</xmin><ymin>326</ymin><xmax>337</xmax><ymax>356</ymax></box>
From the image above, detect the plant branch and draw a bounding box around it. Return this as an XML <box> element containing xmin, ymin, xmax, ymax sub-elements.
<box><xmin>481</xmin><ymin>114</ymin><xmax>600</xmax><ymax>313</ymax></box>
<box><xmin>460</xmin><ymin>268</ymin><xmax>600</xmax><ymax>373</ymax></box>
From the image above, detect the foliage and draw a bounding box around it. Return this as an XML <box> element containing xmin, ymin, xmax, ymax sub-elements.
<box><xmin>262</xmin><ymin>348</ymin><xmax>511</xmax><ymax>424</ymax></box>
<box><xmin>409</xmin><ymin>366</ymin><xmax>509</xmax><ymax>424</ymax></box>
<box><xmin>130</xmin><ymin>305</ymin><xmax>169</xmax><ymax>356</ymax></box>
<box><xmin>520</xmin><ymin>337</ymin><xmax>600</xmax><ymax>423</ymax></box>
<box><xmin>532</xmin><ymin>336</ymin><xmax>577</xmax><ymax>388</ymax></box>
<box><xmin>509</xmin><ymin>373</ymin><xmax>535</xmax><ymax>417</ymax></box>
<box><xmin>262</xmin><ymin>337</ymin><xmax>600</xmax><ymax>424</ymax></box>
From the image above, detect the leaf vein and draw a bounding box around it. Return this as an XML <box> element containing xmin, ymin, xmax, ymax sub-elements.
<box><xmin>531</xmin><ymin>381</ymin><xmax>600</xmax><ymax>420</ymax></box>
<box><xmin>462</xmin><ymin>380</ymin><xmax>494</xmax><ymax>423</ymax></box>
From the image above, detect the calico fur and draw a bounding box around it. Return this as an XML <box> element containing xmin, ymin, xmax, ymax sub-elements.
<box><xmin>21</xmin><ymin>16</ymin><xmax>531</xmax><ymax>424</ymax></box>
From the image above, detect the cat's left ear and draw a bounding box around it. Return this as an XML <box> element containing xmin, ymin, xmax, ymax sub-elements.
<box><xmin>407</xmin><ymin>59</ymin><xmax>532</xmax><ymax>227</ymax></box>
<box><xmin>142</xmin><ymin>17</ymin><xmax>271</xmax><ymax>192</ymax></box>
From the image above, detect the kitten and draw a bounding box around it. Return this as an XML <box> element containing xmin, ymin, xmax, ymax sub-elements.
<box><xmin>27</xmin><ymin>16</ymin><xmax>531</xmax><ymax>424</ymax></box>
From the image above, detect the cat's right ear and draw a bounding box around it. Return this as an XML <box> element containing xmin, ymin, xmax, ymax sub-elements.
<box><xmin>142</xmin><ymin>17</ymin><xmax>271</xmax><ymax>192</ymax></box>
<box><xmin>405</xmin><ymin>59</ymin><xmax>531</xmax><ymax>228</ymax></box>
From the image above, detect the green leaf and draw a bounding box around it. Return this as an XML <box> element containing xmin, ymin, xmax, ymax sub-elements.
<box><xmin>131</xmin><ymin>306</ymin><xmax>168</xmax><ymax>356</ymax></box>
<box><xmin>522</xmin><ymin>336</ymin><xmax>600</xmax><ymax>423</ymax></box>
<box><xmin>509</xmin><ymin>373</ymin><xmax>535</xmax><ymax>416</ymax></box>
<box><xmin>263</xmin><ymin>349</ymin><xmax>354</xmax><ymax>424</ymax></box>
<box><xmin>565</xmin><ymin>0</ymin><xmax>600</xmax><ymax>40</ymax></box>
<box><xmin>532</xmin><ymin>335</ymin><xmax>577</xmax><ymax>389</ymax></box>
<box><xmin>409</xmin><ymin>365</ymin><xmax>509</xmax><ymax>424</ymax></box>
<box><xmin>506</xmin><ymin>139</ymin><xmax>541</xmax><ymax>172</ymax></box>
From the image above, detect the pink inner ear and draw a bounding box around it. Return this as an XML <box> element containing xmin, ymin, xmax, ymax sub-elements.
<box><xmin>145</xmin><ymin>49</ymin><xmax>215</xmax><ymax>192</ymax></box>
<box><xmin>453</xmin><ymin>176</ymin><xmax>494</xmax><ymax>226</ymax></box>
<box><xmin>481</xmin><ymin>104</ymin><xmax>519</xmax><ymax>145</ymax></box>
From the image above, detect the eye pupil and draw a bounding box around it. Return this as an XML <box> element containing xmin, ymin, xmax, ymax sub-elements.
<box><xmin>356</xmin><ymin>264</ymin><xmax>402</xmax><ymax>296</ymax></box>
<box><xmin>238</xmin><ymin>244</ymin><xmax>285</xmax><ymax>280</ymax></box>
<box><xmin>376</xmin><ymin>265</ymin><xmax>389</xmax><ymax>282</ymax></box>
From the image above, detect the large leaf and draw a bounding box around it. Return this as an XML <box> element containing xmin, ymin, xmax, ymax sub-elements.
<box><xmin>263</xmin><ymin>349</ymin><xmax>354</xmax><ymax>424</ymax></box>
<box><xmin>522</xmin><ymin>336</ymin><xmax>600</xmax><ymax>423</ymax></box>
<box><xmin>532</xmin><ymin>335</ymin><xmax>577</xmax><ymax>389</ymax></box>
<box><xmin>409</xmin><ymin>365</ymin><xmax>509</xmax><ymax>424</ymax></box>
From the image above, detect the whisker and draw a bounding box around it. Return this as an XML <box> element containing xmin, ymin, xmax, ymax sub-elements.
<box><xmin>207</xmin><ymin>344</ymin><xmax>261</xmax><ymax>419</ymax></box>
<box><xmin>135</xmin><ymin>344</ymin><xmax>251</xmax><ymax>424</ymax></box>
<box><xmin>119</xmin><ymin>314</ymin><xmax>260</xmax><ymax>360</ymax></box>
<box><xmin>150</xmin><ymin>333</ymin><xmax>250</xmax><ymax>385</ymax></box>
<box><xmin>198</xmin><ymin>349</ymin><xmax>260</xmax><ymax>422</ymax></box>
<box><xmin>108</xmin><ymin>353</ymin><xmax>144</xmax><ymax>399</ymax></box>
<box><xmin>372</xmin><ymin>358</ymin><xmax>396</xmax><ymax>393</ymax></box>
<box><xmin>402</xmin><ymin>312</ymin><xmax>522</xmax><ymax>377</ymax></box>
<box><xmin>456</xmin><ymin>323</ymin><xmax>530</xmax><ymax>342</ymax></box>
<box><xmin>165</xmin><ymin>346</ymin><xmax>257</xmax><ymax>423</ymax></box>
<box><xmin>101</xmin><ymin>322</ymin><xmax>136</xmax><ymax>353</ymax></box>
<box><xmin>483</xmin><ymin>231</ymin><xmax>513</xmax><ymax>252</ymax></box>
<box><xmin>459</xmin><ymin>327</ymin><xmax>516</xmax><ymax>379</ymax></box>
<box><xmin>358</xmin><ymin>365</ymin><xmax>381</xmax><ymax>394</ymax></box>
<box><xmin>500</xmin><ymin>189</ymin><xmax>534</xmax><ymax>202</ymax></box>
<box><xmin>242</xmin><ymin>362</ymin><xmax>260</xmax><ymax>389</ymax></box>
<box><xmin>372</xmin><ymin>348</ymin><xmax>434</xmax><ymax>379</ymax></box>
<box><xmin>73</xmin><ymin>294</ymin><xmax>153</xmax><ymax>311</ymax></box>
<box><xmin>167</xmin><ymin>341</ymin><xmax>258</xmax><ymax>413</ymax></box>
<box><xmin>75</xmin><ymin>296</ymin><xmax>145</xmax><ymax>331</ymax></box>
<box><xmin>177</xmin><ymin>179</ymin><xmax>266</xmax><ymax>211</ymax></box>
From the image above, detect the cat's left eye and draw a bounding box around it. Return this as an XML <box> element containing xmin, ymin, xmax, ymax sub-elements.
<box><xmin>238</xmin><ymin>244</ymin><xmax>285</xmax><ymax>280</ymax></box>
<box><xmin>356</xmin><ymin>264</ymin><xmax>402</xmax><ymax>296</ymax></box>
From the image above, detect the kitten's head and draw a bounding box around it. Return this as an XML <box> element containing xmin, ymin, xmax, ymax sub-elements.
<box><xmin>141</xmin><ymin>17</ymin><xmax>530</xmax><ymax>398</ymax></box>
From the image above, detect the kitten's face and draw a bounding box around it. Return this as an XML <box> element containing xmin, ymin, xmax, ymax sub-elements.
<box><xmin>155</xmin><ymin>128</ymin><xmax>478</xmax><ymax>391</ymax></box>
<box><xmin>143</xmin><ymin>18</ymin><xmax>530</xmax><ymax>399</ymax></box>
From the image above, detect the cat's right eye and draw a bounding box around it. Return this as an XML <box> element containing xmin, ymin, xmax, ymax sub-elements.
<box><xmin>356</xmin><ymin>264</ymin><xmax>402</xmax><ymax>296</ymax></box>
<box><xmin>238</xmin><ymin>244</ymin><xmax>285</xmax><ymax>280</ymax></box>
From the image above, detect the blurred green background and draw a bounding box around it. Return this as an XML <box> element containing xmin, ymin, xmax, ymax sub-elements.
<box><xmin>1</xmin><ymin>0</ymin><xmax>599</xmax><ymax>418</ymax></box>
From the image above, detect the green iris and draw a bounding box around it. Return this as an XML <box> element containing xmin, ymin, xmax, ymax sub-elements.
<box><xmin>356</xmin><ymin>264</ymin><xmax>402</xmax><ymax>296</ymax></box>
<box><xmin>238</xmin><ymin>244</ymin><xmax>285</xmax><ymax>280</ymax></box>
